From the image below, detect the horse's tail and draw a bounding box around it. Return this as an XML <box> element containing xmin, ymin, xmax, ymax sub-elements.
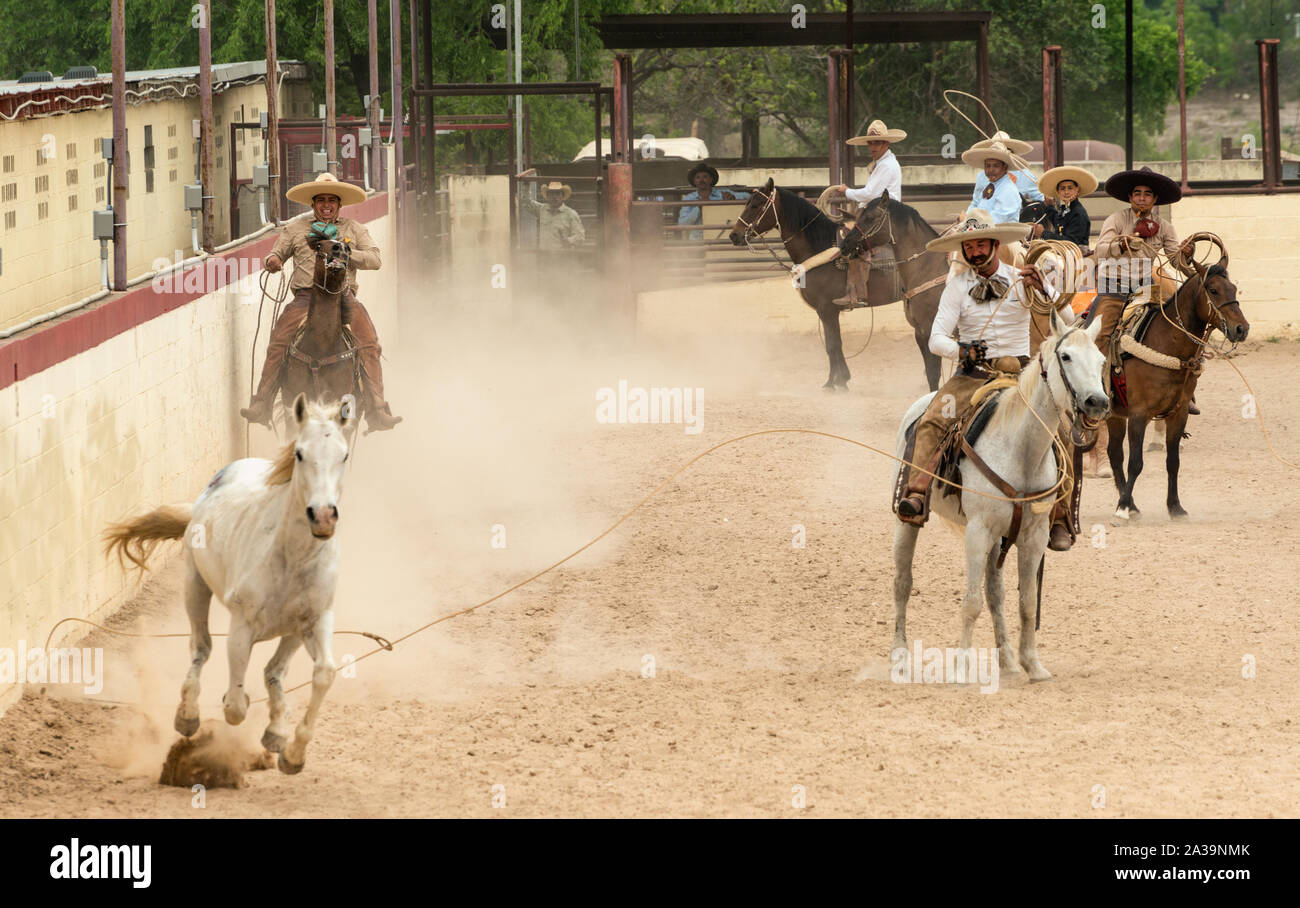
<box><xmin>103</xmin><ymin>504</ymin><xmax>192</xmax><ymax>573</ymax></box>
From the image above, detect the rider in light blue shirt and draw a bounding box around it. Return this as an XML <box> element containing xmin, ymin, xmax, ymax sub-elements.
<box><xmin>963</xmin><ymin>141</ymin><xmax>1028</xmax><ymax>224</ymax></box>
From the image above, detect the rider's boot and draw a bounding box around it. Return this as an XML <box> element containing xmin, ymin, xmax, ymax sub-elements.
<box><xmin>833</xmin><ymin>257</ymin><xmax>870</xmax><ymax>309</ymax></box>
<box><xmin>1048</xmin><ymin>520</ymin><xmax>1073</xmax><ymax>552</ymax></box>
<box><xmin>1187</xmin><ymin>395</ymin><xmax>1200</xmax><ymax>416</ymax></box>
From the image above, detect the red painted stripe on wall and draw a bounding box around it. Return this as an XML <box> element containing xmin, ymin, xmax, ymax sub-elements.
<box><xmin>0</xmin><ymin>192</ymin><xmax>389</xmax><ymax>393</ymax></box>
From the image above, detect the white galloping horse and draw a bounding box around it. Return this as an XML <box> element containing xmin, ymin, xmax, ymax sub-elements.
<box><xmin>891</xmin><ymin>312</ymin><xmax>1108</xmax><ymax>682</ymax></box>
<box><xmin>105</xmin><ymin>393</ymin><xmax>352</xmax><ymax>773</ymax></box>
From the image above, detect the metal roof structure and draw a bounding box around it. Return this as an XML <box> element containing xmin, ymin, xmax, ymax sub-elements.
<box><xmin>594</xmin><ymin>11</ymin><xmax>991</xmax><ymax>48</ymax></box>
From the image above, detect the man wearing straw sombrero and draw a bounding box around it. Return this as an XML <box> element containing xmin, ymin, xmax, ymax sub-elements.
<box><xmin>524</xmin><ymin>181</ymin><xmax>586</xmax><ymax>250</ymax></box>
<box><xmin>971</xmin><ymin>131</ymin><xmax>1044</xmax><ymax>204</ymax></box>
<box><xmin>963</xmin><ymin>139</ymin><xmax>1027</xmax><ymax>226</ymax></box>
<box><xmin>821</xmin><ymin>118</ymin><xmax>906</xmax><ymax>307</ymax></box>
<box><xmin>895</xmin><ymin>211</ymin><xmax>1080</xmax><ymax>550</ymax></box>
<box><xmin>1035</xmin><ymin>165</ymin><xmax>1097</xmax><ymax>247</ymax></box>
<box><xmin>241</xmin><ymin>172</ymin><xmax>401</xmax><ymax>431</ymax></box>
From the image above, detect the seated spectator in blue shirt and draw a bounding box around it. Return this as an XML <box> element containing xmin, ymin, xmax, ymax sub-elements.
<box><xmin>678</xmin><ymin>162</ymin><xmax>749</xmax><ymax>241</ymax></box>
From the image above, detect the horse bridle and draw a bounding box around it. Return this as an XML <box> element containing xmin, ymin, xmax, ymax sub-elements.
<box><xmin>1038</xmin><ymin>325</ymin><xmax>1101</xmax><ymax>441</ymax></box>
<box><xmin>310</xmin><ymin>239</ymin><xmax>351</xmax><ymax>292</ymax></box>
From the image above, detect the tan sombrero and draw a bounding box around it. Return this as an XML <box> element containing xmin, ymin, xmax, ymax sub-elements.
<box><xmin>286</xmin><ymin>172</ymin><xmax>367</xmax><ymax>207</ymax></box>
<box><xmin>1038</xmin><ymin>165</ymin><xmax>1098</xmax><ymax>199</ymax></box>
<box><xmin>961</xmin><ymin>140</ymin><xmax>1018</xmax><ymax>169</ymax></box>
<box><xmin>926</xmin><ymin>208</ymin><xmax>1028</xmax><ymax>253</ymax></box>
<box><xmin>846</xmin><ymin>119</ymin><xmax>906</xmax><ymax>145</ymax></box>
<box><xmin>972</xmin><ymin>130</ymin><xmax>1033</xmax><ymax>155</ymax></box>
<box><xmin>541</xmin><ymin>181</ymin><xmax>572</xmax><ymax>200</ymax></box>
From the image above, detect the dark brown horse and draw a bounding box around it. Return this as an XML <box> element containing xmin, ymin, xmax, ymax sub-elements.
<box><xmin>1095</xmin><ymin>252</ymin><xmax>1248</xmax><ymax>519</ymax></box>
<box><xmin>728</xmin><ymin>179</ymin><xmax>946</xmax><ymax>391</ymax></box>
<box><xmin>280</xmin><ymin>237</ymin><xmax>364</xmax><ymax>421</ymax></box>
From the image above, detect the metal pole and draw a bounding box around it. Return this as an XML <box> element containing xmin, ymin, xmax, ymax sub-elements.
<box><xmin>514</xmin><ymin>0</ymin><xmax>523</xmax><ymax>167</ymax></box>
<box><xmin>1125</xmin><ymin>0</ymin><xmax>1133</xmax><ymax>169</ymax></box>
<box><xmin>390</xmin><ymin>0</ymin><xmax>405</xmax><ymax>242</ymax></box>
<box><xmin>976</xmin><ymin>20</ymin><xmax>991</xmax><ymax>136</ymax></box>
<box><xmin>266</xmin><ymin>0</ymin><xmax>281</xmax><ymax>220</ymax></box>
<box><xmin>613</xmin><ymin>53</ymin><xmax>632</xmax><ymax>163</ymax></box>
<box><xmin>110</xmin><ymin>0</ymin><xmax>127</xmax><ymax>289</ymax></box>
<box><xmin>408</xmin><ymin>0</ymin><xmax>420</xmax><ymax>224</ymax></box>
<box><xmin>1042</xmin><ymin>46</ymin><xmax>1062</xmax><ymax>170</ymax></box>
<box><xmin>827</xmin><ymin>52</ymin><xmax>842</xmax><ymax>187</ymax></box>
<box><xmin>199</xmin><ymin>0</ymin><xmax>215</xmax><ymax>251</ymax></box>
<box><xmin>1177</xmin><ymin>1</ymin><xmax>1188</xmax><ymax>190</ymax></box>
<box><xmin>325</xmin><ymin>0</ymin><xmax>336</xmax><ymax>170</ymax></box>
<box><xmin>574</xmin><ymin>0</ymin><xmax>581</xmax><ymax>80</ymax></box>
<box><xmin>845</xmin><ymin>0</ymin><xmax>853</xmax><ymax>48</ymax></box>
<box><xmin>421</xmin><ymin>0</ymin><xmax>433</xmax><ymax>204</ymax></box>
<box><xmin>367</xmin><ymin>0</ymin><xmax>380</xmax><ymax>192</ymax></box>
<box><xmin>1257</xmin><ymin>39</ymin><xmax>1281</xmax><ymax>191</ymax></box>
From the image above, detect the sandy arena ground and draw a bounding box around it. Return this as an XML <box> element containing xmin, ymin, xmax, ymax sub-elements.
<box><xmin>2</xmin><ymin>299</ymin><xmax>1298</xmax><ymax>818</ymax></box>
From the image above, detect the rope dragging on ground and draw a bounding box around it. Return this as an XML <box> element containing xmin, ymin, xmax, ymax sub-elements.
<box><xmin>55</xmin><ymin>427</ymin><xmax>1068</xmax><ymax>707</ymax></box>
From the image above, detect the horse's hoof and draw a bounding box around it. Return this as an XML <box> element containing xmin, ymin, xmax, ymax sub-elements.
<box><xmin>261</xmin><ymin>729</ymin><xmax>288</xmax><ymax>753</ymax></box>
<box><xmin>1169</xmin><ymin>505</ymin><xmax>1188</xmax><ymax>519</ymax></box>
<box><xmin>174</xmin><ymin>712</ymin><xmax>200</xmax><ymax>737</ymax></box>
<box><xmin>1114</xmin><ymin>507</ymin><xmax>1130</xmax><ymax>520</ymax></box>
<box><xmin>1028</xmin><ymin>668</ymin><xmax>1053</xmax><ymax>682</ymax></box>
<box><xmin>277</xmin><ymin>753</ymin><xmax>305</xmax><ymax>775</ymax></box>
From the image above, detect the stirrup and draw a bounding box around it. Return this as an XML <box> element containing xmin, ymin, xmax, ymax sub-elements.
<box><xmin>832</xmin><ymin>295</ymin><xmax>868</xmax><ymax>309</ymax></box>
<box><xmin>897</xmin><ymin>495</ymin><xmax>926</xmax><ymax>519</ymax></box>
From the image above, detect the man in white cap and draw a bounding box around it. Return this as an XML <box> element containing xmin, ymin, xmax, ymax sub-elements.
<box><xmin>963</xmin><ymin>140</ymin><xmax>1026</xmax><ymax>226</ymax></box>
<box><xmin>823</xmin><ymin>118</ymin><xmax>906</xmax><ymax>306</ymax></box>
<box><xmin>971</xmin><ymin>131</ymin><xmax>1043</xmax><ymax>203</ymax></box>
<box><xmin>241</xmin><ymin>173</ymin><xmax>400</xmax><ymax>430</ymax></box>
<box><xmin>897</xmin><ymin>210</ymin><xmax>1080</xmax><ymax>550</ymax></box>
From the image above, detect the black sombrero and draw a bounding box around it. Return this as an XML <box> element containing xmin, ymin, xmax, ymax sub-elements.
<box><xmin>1104</xmin><ymin>166</ymin><xmax>1182</xmax><ymax>205</ymax></box>
<box><xmin>686</xmin><ymin>162</ymin><xmax>720</xmax><ymax>187</ymax></box>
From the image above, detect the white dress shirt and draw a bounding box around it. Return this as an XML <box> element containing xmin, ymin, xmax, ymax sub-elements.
<box><xmin>969</xmin><ymin>173</ymin><xmax>1024</xmax><ymax>224</ymax></box>
<box><xmin>929</xmin><ymin>260</ymin><xmax>1073</xmax><ymax>360</ymax></box>
<box><xmin>844</xmin><ymin>149</ymin><xmax>902</xmax><ymax>203</ymax></box>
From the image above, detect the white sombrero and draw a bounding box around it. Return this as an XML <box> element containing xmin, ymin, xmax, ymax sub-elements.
<box><xmin>972</xmin><ymin>130</ymin><xmax>1033</xmax><ymax>155</ymax></box>
<box><xmin>926</xmin><ymin>208</ymin><xmax>1029</xmax><ymax>253</ymax></box>
<box><xmin>286</xmin><ymin>172</ymin><xmax>367</xmax><ymax>207</ymax></box>
<box><xmin>1038</xmin><ymin>165</ymin><xmax>1098</xmax><ymax>199</ymax></box>
<box><xmin>960</xmin><ymin>140</ymin><xmax>1019</xmax><ymax>169</ymax></box>
<box><xmin>846</xmin><ymin>119</ymin><xmax>907</xmax><ymax>145</ymax></box>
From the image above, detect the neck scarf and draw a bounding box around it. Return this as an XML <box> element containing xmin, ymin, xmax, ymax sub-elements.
<box><xmin>970</xmin><ymin>270</ymin><xmax>1008</xmax><ymax>302</ymax></box>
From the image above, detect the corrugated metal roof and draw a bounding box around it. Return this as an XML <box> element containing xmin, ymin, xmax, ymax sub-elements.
<box><xmin>0</xmin><ymin>59</ymin><xmax>306</xmax><ymax>97</ymax></box>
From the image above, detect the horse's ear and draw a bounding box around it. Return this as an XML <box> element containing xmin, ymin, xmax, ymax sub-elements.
<box><xmin>338</xmin><ymin>394</ymin><xmax>355</xmax><ymax>427</ymax></box>
<box><xmin>765</xmin><ymin>177</ymin><xmax>774</xmax><ymax>190</ymax></box>
<box><xmin>1085</xmin><ymin>314</ymin><xmax>1104</xmax><ymax>343</ymax></box>
<box><xmin>880</xmin><ymin>189</ymin><xmax>891</xmax><ymax>203</ymax></box>
<box><xmin>1049</xmin><ymin>305</ymin><xmax>1065</xmax><ymax>337</ymax></box>
<box><xmin>293</xmin><ymin>393</ymin><xmax>308</xmax><ymax>427</ymax></box>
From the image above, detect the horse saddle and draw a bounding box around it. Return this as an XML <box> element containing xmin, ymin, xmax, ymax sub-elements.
<box><xmin>893</xmin><ymin>378</ymin><xmax>1010</xmax><ymax>524</ymax></box>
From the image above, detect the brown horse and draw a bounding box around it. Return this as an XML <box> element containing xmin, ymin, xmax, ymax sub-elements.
<box><xmin>1096</xmin><ymin>253</ymin><xmax>1248</xmax><ymax>519</ymax></box>
<box><xmin>728</xmin><ymin>180</ymin><xmax>946</xmax><ymax>392</ymax></box>
<box><xmin>280</xmin><ymin>237</ymin><xmax>366</xmax><ymax>422</ymax></box>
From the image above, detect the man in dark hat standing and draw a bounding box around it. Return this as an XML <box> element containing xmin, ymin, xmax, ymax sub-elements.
<box><xmin>678</xmin><ymin>162</ymin><xmax>748</xmax><ymax>241</ymax></box>
<box><xmin>1092</xmin><ymin>166</ymin><xmax>1196</xmax><ymax>353</ymax></box>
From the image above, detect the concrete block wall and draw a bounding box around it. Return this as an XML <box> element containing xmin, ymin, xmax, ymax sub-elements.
<box><xmin>0</xmin><ymin>191</ymin><xmax>394</xmax><ymax>715</ymax></box>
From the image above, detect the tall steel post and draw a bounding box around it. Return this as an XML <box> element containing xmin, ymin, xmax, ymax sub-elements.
<box><xmin>1257</xmin><ymin>39</ymin><xmax>1281</xmax><ymax>191</ymax></box>
<box><xmin>266</xmin><ymin>0</ymin><xmax>281</xmax><ymax>220</ymax></box>
<box><xmin>367</xmin><ymin>0</ymin><xmax>380</xmax><ymax>191</ymax></box>
<box><xmin>199</xmin><ymin>0</ymin><xmax>215</xmax><ymax>251</ymax></box>
<box><xmin>111</xmin><ymin>0</ymin><xmax>127</xmax><ymax>288</ymax></box>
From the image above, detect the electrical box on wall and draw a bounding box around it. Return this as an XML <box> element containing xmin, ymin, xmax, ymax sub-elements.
<box><xmin>252</xmin><ymin>163</ymin><xmax>269</xmax><ymax>187</ymax></box>
<box><xmin>184</xmin><ymin>183</ymin><xmax>203</xmax><ymax>210</ymax></box>
<box><xmin>357</xmin><ymin>127</ymin><xmax>372</xmax><ymax>146</ymax></box>
<box><xmin>93</xmin><ymin>209</ymin><xmax>114</xmax><ymax>240</ymax></box>
<box><xmin>312</xmin><ymin>151</ymin><xmax>327</xmax><ymax>173</ymax></box>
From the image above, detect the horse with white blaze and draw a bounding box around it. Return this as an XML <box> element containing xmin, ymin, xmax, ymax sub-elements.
<box><xmin>104</xmin><ymin>393</ymin><xmax>352</xmax><ymax>774</ymax></box>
